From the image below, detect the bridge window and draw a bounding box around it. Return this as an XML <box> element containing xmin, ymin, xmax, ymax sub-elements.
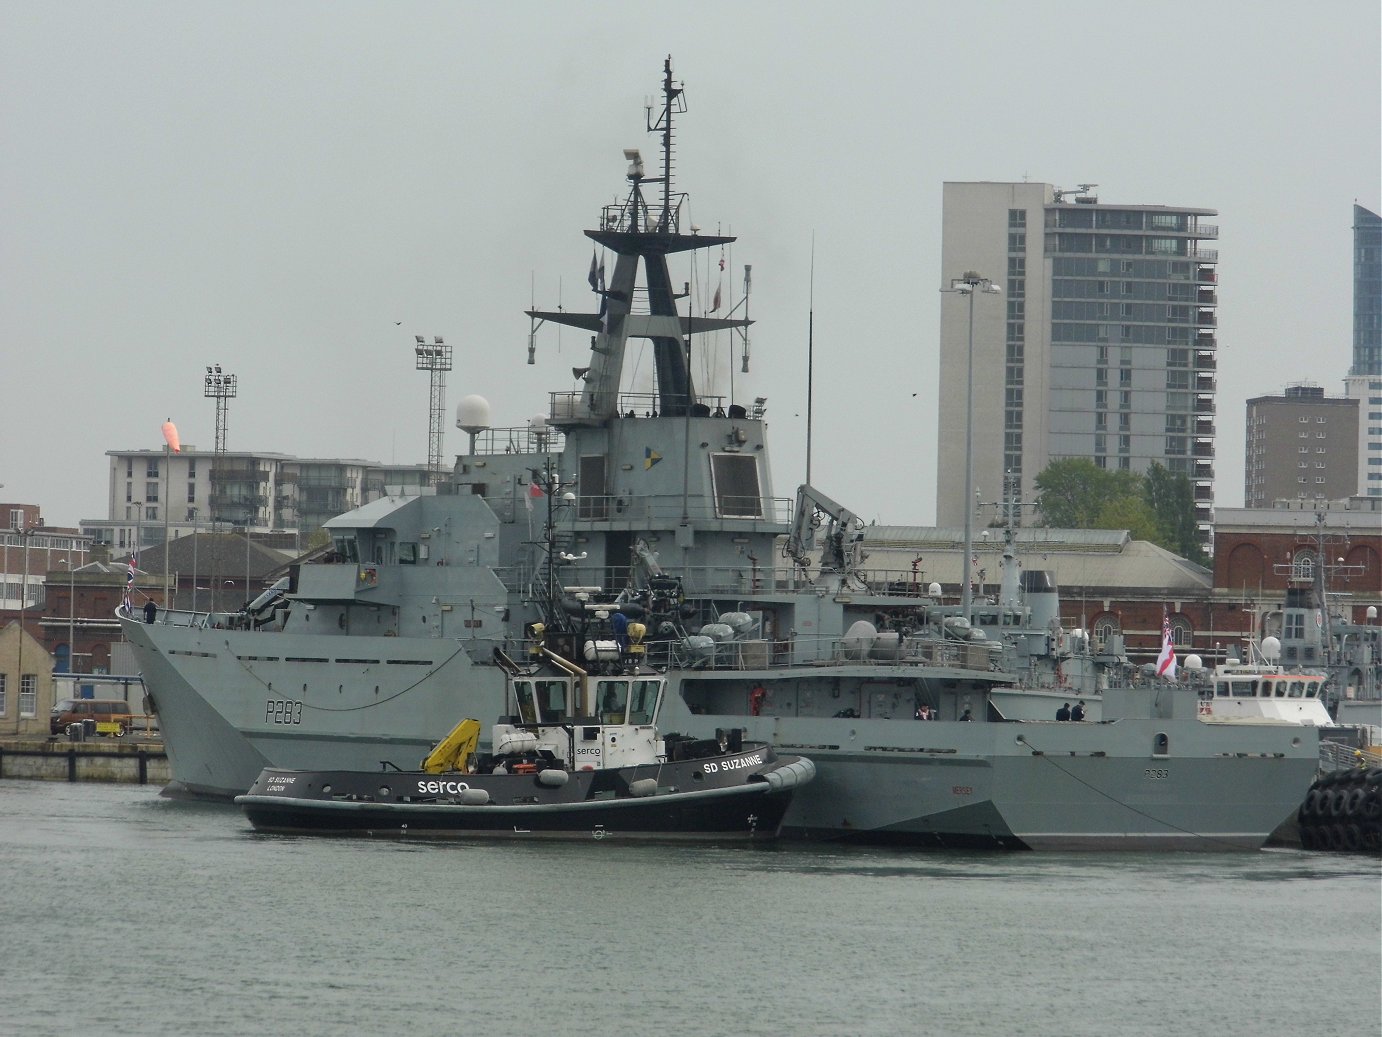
<box><xmin>710</xmin><ymin>454</ymin><xmax>763</xmax><ymax>519</ymax></box>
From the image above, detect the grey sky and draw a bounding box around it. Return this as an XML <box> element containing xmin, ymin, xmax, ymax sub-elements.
<box><xmin>3</xmin><ymin>1</ymin><xmax>1378</xmax><ymax>530</ymax></box>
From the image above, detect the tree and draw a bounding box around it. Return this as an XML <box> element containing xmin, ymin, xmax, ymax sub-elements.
<box><xmin>1094</xmin><ymin>495</ymin><xmax>1162</xmax><ymax>543</ymax></box>
<box><xmin>1143</xmin><ymin>462</ymin><xmax>1206</xmax><ymax>565</ymax></box>
<box><xmin>1034</xmin><ymin>459</ymin><xmax>1139</xmax><ymax>529</ymax></box>
<box><xmin>1033</xmin><ymin>458</ymin><xmax>1209</xmax><ymax>565</ymax></box>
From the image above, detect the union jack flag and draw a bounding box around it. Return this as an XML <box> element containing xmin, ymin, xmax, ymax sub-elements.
<box><xmin>1156</xmin><ymin>610</ymin><xmax>1178</xmax><ymax>679</ymax></box>
<box><xmin>123</xmin><ymin>547</ymin><xmax>138</xmax><ymax>610</ymax></box>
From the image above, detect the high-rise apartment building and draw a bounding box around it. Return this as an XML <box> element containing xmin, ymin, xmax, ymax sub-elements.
<box><xmin>1244</xmin><ymin>385</ymin><xmax>1359</xmax><ymax>507</ymax></box>
<box><xmin>1343</xmin><ymin>203</ymin><xmax>1381</xmax><ymax>497</ymax></box>
<box><xmin>937</xmin><ymin>183</ymin><xmax>1220</xmax><ymax>541</ymax></box>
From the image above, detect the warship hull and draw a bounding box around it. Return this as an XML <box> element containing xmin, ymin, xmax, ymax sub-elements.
<box><xmin>125</xmin><ymin>616</ymin><xmax>1315</xmax><ymax>849</ymax></box>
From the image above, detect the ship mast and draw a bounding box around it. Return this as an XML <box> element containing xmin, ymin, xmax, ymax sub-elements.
<box><xmin>526</xmin><ymin>56</ymin><xmax>751</xmax><ymax>424</ymax></box>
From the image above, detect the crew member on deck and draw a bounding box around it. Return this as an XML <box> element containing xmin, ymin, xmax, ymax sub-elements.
<box><xmin>1071</xmin><ymin>700</ymin><xmax>1086</xmax><ymax>722</ymax></box>
<box><xmin>1056</xmin><ymin>702</ymin><xmax>1071</xmax><ymax>722</ymax></box>
<box><xmin>750</xmin><ymin>684</ymin><xmax>767</xmax><ymax>716</ymax></box>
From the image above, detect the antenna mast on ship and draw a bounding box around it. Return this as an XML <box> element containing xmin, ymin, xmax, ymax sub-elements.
<box><xmin>525</xmin><ymin>57</ymin><xmax>752</xmax><ymax>424</ymax></box>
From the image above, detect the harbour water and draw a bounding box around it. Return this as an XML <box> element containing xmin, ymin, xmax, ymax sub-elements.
<box><xmin>3</xmin><ymin>780</ymin><xmax>1378</xmax><ymax>1037</ymax></box>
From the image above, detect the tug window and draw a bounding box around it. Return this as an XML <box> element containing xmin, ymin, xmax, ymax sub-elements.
<box><xmin>535</xmin><ymin>680</ymin><xmax>569</xmax><ymax>721</ymax></box>
<box><xmin>627</xmin><ymin>680</ymin><xmax>660</xmax><ymax>724</ymax></box>
<box><xmin>512</xmin><ymin>681</ymin><xmax>539</xmax><ymax>724</ymax></box>
<box><xmin>598</xmin><ymin>681</ymin><xmax>629</xmax><ymax>723</ymax></box>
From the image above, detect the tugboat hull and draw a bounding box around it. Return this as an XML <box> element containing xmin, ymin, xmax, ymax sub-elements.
<box><xmin>236</xmin><ymin>750</ymin><xmax>814</xmax><ymax>842</ymax></box>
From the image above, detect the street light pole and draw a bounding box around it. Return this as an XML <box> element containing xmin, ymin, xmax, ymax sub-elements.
<box><xmin>61</xmin><ymin>559</ymin><xmax>76</xmax><ymax>673</ymax></box>
<box><xmin>942</xmin><ymin>271</ymin><xmax>1001</xmax><ymax>624</ymax></box>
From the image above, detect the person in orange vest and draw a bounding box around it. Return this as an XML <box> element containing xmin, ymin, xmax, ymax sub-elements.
<box><xmin>749</xmin><ymin>684</ymin><xmax>767</xmax><ymax>716</ymax></box>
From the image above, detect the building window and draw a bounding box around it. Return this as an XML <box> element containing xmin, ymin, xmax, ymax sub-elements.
<box><xmin>0</xmin><ymin>673</ymin><xmax>6</xmax><ymax>713</ymax></box>
<box><xmin>147</xmin><ymin>459</ymin><xmax>159</xmax><ymax>477</ymax></box>
<box><xmin>19</xmin><ymin>674</ymin><xmax>36</xmax><ymax>717</ymax></box>
<box><xmin>1008</xmin><ymin>209</ymin><xmax>1026</xmax><ymax>228</ymax></box>
<box><xmin>1008</xmin><ymin>231</ymin><xmax>1026</xmax><ymax>251</ymax></box>
<box><xmin>145</xmin><ymin>481</ymin><xmax>159</xmax><ymax>503</ymax></box>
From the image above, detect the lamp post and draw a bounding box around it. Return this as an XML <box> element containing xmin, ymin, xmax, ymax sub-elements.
<box><xmin>190</xmin><ymin>507</ymin><xmax>200</xmax><ymax>613</ymax></box>
<box><xmin>60</xmin><ymin>559</ymin><xmax>76</xmax><ymax>674</ymax></box>
<box><xmin>15</xmin><ymin>526</ymin><xmax>36</xmax><ymax>730</ymax></box>
<box><xmin>941</xmin><ymin>270</ymin><xmax>1001</xmax><ymax>623</ymax></box>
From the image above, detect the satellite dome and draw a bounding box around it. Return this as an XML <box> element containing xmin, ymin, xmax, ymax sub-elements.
<box><xmin>1260</xmin><ymin>635</ymin><xmax>1281</xmax><ymax>662</ymax></box>
<box><xmin>1184</xmin><ymin>654</ymin><xmax>1203</xmax><ymax>671</ymax></box>
<box><xmin>456</xmin><ymin>395</ymin><xmax>492</xmax><ymax>433</ymax></box>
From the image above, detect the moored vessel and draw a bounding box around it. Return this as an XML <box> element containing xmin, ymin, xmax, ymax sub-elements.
<box><xmin>123</xmin><ymin>57</ymin><xmax>1324</xmax><ymax>850</ymax></box>
<box><xmin>236</xmin><ymin>646</ymin><xmax>813</xmax><ymax>841</ymax></box>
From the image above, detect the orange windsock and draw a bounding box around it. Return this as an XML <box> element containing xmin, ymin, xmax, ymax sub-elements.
<box><xmin>162</xmin><ymin>419</ymin><xmax>181</xmax><ymax>453</ymax></box>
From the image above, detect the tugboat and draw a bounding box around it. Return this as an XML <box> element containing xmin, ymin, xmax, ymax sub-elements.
<box><xmin>235</xmin><ymin>627</ymin><xmax>814</xmax><ymax>841</ymax></box>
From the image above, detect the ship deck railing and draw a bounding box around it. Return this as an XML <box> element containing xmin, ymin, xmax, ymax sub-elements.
<box><xmin>481</xmin><ymin>491</ymin><xmax>794</xmax><ymax>527</ymax></box>
<box><xmin>655</xmin><ymin>633</ymin><xmax>1000</xmax><ymax>673</ymax></box>
<box><xmin>498</xmin><ymin>561</ymin><xmax>940</xmax><ymax>602</ymax></box>
<box><xmin>1318</xmin><ymin>734</ymin><xmax>1382</xmax><ymax>773</ymax></box>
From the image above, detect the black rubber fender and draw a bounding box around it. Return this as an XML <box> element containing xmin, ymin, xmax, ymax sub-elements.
<box><xmin>1345</xmin><ymin>787</ymin><xmax>1366</xmax><ymax>817</ymax></box>
<box><xmin>1342</xmin><ymin>824</ymin><xmax>1363</xmax><ymax>852</ymax></box>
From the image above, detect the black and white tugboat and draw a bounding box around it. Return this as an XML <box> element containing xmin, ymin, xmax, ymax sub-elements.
<box><xmin>235</xmin><ymin>625</ymin><xmax>814</xmax><ymax>841</ymax></box>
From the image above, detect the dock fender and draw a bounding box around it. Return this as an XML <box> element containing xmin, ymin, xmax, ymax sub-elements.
<box><xmin>628</xmin><ymin>778</ymin><xmax>657</xmax><ymax>797</ymax></box>
<box><xmin>538</xmin><ymin>769</ymin><xmax>570</xmax><ymax>788</ymax></box>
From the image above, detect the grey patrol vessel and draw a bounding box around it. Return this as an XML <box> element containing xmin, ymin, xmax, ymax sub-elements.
<box><xmin>121</xmin><ymin>58</ymin><xmax>1319</xmax><ymax>849</ymax></box>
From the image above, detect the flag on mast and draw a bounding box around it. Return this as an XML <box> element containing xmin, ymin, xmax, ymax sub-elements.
<box><xmin>1156</xmin><ymin>611</ymin><xmax>1178</xmax><ymax>679</ymax></box>
<box><xmin>124</xmin><ymin>545</ymin><xmax>138</xmax><ymax>610</ymax></box>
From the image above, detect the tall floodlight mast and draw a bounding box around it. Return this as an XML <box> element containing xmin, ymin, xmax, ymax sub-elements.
<box><xmin>203</xmin><ymin>364</ymin><xmax>237</xmax><ymax>532</ymax></box>
<box><xmin>414</xmin><ymin>336</ymin><xmax>453</xmax><ymax>485</ymax></box>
